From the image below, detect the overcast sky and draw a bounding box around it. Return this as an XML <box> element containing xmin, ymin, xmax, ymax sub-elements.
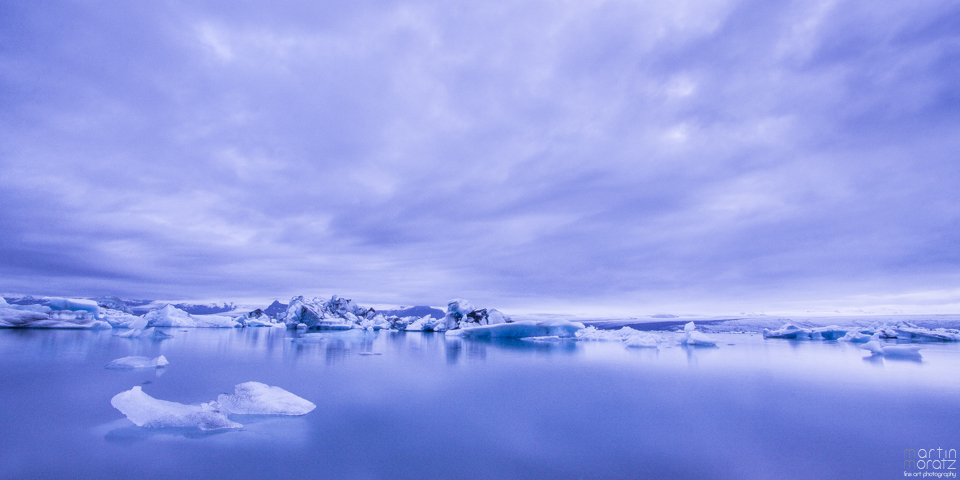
<box><xmin>2</xmin><ymin>0</ymin><xmax>959</xmax><ymax>314</ymax></box>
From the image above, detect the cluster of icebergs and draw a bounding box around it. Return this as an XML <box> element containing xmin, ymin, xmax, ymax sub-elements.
<box><xmin>762</xmin><ymin>322</ymin><xmax>960</xmax><ymax>360</ymax></box>
<box><xmin>575</xmin><ymin>321</ymin><xmax>718</xmax><ymax>347</ymax></box>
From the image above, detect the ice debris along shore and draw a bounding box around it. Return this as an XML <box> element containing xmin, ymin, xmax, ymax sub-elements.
<box><xmin>111</xmin><ymin>382</ymin><xmax>316</xmax><ymax>431</ymax></box>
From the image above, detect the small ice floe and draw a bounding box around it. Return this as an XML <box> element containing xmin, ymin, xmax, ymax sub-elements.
<box><xmin>105</xmin><ymin>355</ymin><xmax>169</xmax><ymax>369</ymax></box>
<box><xmin>860</xmin><ymin>335</ymin><xmax>922</xmax><ymax>359</ymax></box>
<box><xmin>111</xmin><ymin>382</ymin><xmax>315</xmax><ymax>431</ymax></box>
<box><xmin>446</xmin><ymin>320</ymin><xmax>584</xmax><ymax>339</ymax></box>
<box><xmin>624</xmin><ymin>334</ymin><xmax>661</xmax><ymax>348</ymax></box>
<box><xmin>893</xmin><ymin>325</ymin><xmax>960</xmax><ymax>342</ymax></box>
<box><xmin>838</xmin><ymin>331</ymin><xmax>873</xmax><ymax>343</ymax></box>
<box><xmin>762</xmin><ymin>324</ymin><xmax>848</xmax><ymax>340</ymax></box>
<box><xmin>111</xmin><ymin>386</ymin><xmax>241</xmax><ymax>431</ymax></box>
<box><xmin>680</xmin><ymin>322</ymin><xmax>717</xmax><ymax>346</ymax></box>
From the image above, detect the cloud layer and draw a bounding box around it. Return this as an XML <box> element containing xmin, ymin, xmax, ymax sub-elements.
<box><xmin>2</xmin><ymin>0</ymin><xmax>959</xmax><ymax>313</ymax></box>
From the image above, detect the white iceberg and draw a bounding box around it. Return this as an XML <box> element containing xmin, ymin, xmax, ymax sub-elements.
<box><xmin>213</xmin><ymin>382</ymin><xmax>316</xmax><ymax>416</ymax></box>
<box><xmin>447</xmin><ymin>320</ymin><xmax>584</xmax><ymax>339</ymax></box>
<box><xmin>144</xmin><ymin>305</ymin><xmax>240</xmax><ymax>328</ymax></box>
<box><xmin>111</xmin><ymin>382</ymin><xmax>315</xmax><ymax>431</ymax></box>
<box><xmin>110</xmin><ymin>386</ymin><xmax>241</xmax><ymax>431</ymax></box>
<box><xmin>861</xmin><ymin>336</ymin><xmax>922</xmax><ymax>359</ymax></box>
<box><xmin>625</xmin><ymin>334</ymin><xmax>661</xmax><ymax>348</ymax></box>
<box><xmin>763</xmin><ymin>324</ymin><xmax>849</xmax><ymax>340</ymax></box>
<box><xmin>680</xmin><ymin>322</ymin><xmax>717</xmax><ymax>346</ymax></box>
<box><xmin>105</xmin><ymin>355</ymin><xmax>169</xmax><ymax>369</ymax></box>
<box><xmin>893</xmin><ymin>325</ymin><xmax>960</xmax><ymax>342</ymax></box>
<box><xmin>0</xmin><ymin>307</ymin><xmax>111</xmax><ymax>329</ymax></box>
<box><xmin>45</xmin><ymin>297</ymin><xmax>102</xmax><ymax>318</ymax></box>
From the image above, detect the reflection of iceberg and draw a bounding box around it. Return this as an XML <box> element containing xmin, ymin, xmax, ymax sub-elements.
<box><xmin>105</xmin><ymin>355</ymin><xmax>169</xmax><ymax>369</ymax></box>
<box><xmin>111</xmin><ymin>382</ymin><xmax>315</xmax><ymax>431</ymax></box>
<box><xmin>447</xmin><ymin>320</ymin><xmax>584</xmax><ymax>339</ymax></box>
<box><xmin>680</xmin><ymin>322</ymin><xmax>717</xmax><ymax>346</ymax></box>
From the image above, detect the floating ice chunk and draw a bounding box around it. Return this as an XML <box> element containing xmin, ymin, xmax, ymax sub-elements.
<box><xmin>680</xmin><ymin>322</ymin><xmax>717</xmax><ymax>346</ymax></box>
<box><xmin>861</xmin><ymin>337</ymin><xmax>922</xmax><ymax>359</ymax></box>
<box><xmin>0</xmin><ymin>307</ymin><xmax>110</xmax><ymax>329</ymax></box>
<box><xmin>577</xmin><ymin>326</ymin><xmax>643</xmax><ymax>341</ymax></box>
<box><xmin>894</xmin><ymin>325</ymin><xmax>960</xmax><ymax>342</ymax></box>
<box><xmin>105</xmin><ymin>355</ymin><xmax>169</xmax><ymax>369</ymax></box>
<box><xmin>191</xmin><ymin>314</ymin><xmax>241</xmax><ymax>328</ymax></box>
<box><xmin>838</xmin><ymin>331</ymin><xmax>873</xmax><ymax>343</ymax></box>
<box><xmin>625</xmin><ymin>334</ymin><xmax>661</xmax><ymax>348</ymax></box>
<box><xmin>45</xmin><ymin>297</ymin><xmax>101</xmax><ymax>318</ymax></box>
<box><xmin>448</xmin><ymin>320</ymin><xmax>584</xmax><ymax>339</ymax></box>
<box><xmin>405</xmin><ymin>315</ymin><xmax>445</xmax><ymax>332</ymax></box>
<box><xmin>145</xmin><ymin>305</ymin><xmax>197</xmax><ymax>327</ymax></box>
<box><xmin>110</xmin><ymin>386</ymin><xmax>241</xmax><ymax>431</ymax></box>
<box><xmin>763</xmin><ymin>324</ymin><xmax>849</xmax><ymax>340</ymax></box>
<box><xmin>213</xmin><ymin>382</ymin><xmax>316</xmax><ymax>416</ymax></box>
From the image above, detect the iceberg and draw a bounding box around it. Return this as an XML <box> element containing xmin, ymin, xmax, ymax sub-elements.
<box><xmin>213</xmin><ymin>382</ymin><xmax>316</xmax><ymax>416</ymax></box>
<box><xmin>893</xmin><ymin>325</ymin><xmax>960</xmax><ymax>342</ymax></box>
<box><xmin>144</xmin><ymin>305</ymin><xmax>240</xmax><ymax>328</ymax></box>
<box><xmin>861</xmin><ymin>336</ymin><xmax>922</xmax><ymax>359</ymax></box>
<box><xmin>111</xmin><ymin>382</ymin><xmax>315</xmax><ymax>431</ymax></box>
<box><xmin>0</xmin><ymin>307</ymin><xmax>110</xmax><ymax>329</ymax></box>
<box><xmin>447</xmin><ymin>320</ymin><xmax>584</xmax><ymax>339</ymax></box>
<box><xmin>680</xmin><ymin>322</ymin><xmax>717</xmax><ymax>346</ymax></box>
<box><xmin>280</xmin><ymin>295</ymin><xmax>375</xmax><ymax>329</ymax></box>
<box><xmin>239</xmin><ymin>309</ymin><xmax>284</xmax><ymax>327</ymax></box>
<box><xmin>110</xmin><ymin>386</ymin><xmax>241</xmax><ymax>431</ymax></box>
<box><xmin>105</xmin><ymin>355</ymin><xmax>169</xmax><ymax>369</ymax></box>
<box><xmin>625</xmin><ymin>334</ymin><xmax>661</xmax><ymax>348</ymax></box>
<box><xmin>763</xmin><ymin>324</ymin><xmax>849</xmax><ymax>340</ymax></box>
<box><xmin>45</xmin><ymin>297</ymin><xmax>101</xmax><ymax>318</ymax></box>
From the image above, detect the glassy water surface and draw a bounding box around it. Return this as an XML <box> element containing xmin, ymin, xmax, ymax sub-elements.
<box><xmin>0</xmin><ymin>328</ymin><xmax>957</xmax><ymax>479</ymax></box>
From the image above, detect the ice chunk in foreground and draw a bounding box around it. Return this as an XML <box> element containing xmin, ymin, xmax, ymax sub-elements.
<box><xmin>110</xmin><ymin>386</ymin><xmax>241</xmax><ymax>431</ymax></box>
<box><xmin>448</xmin><ymin>320</ymin><xmax>583</xmax><ymax>339</ymax></box>
<box><xmin>105</xmin><ymin>355</ymin><xmax>169</xmax><ymax>369</ymax></box>
<box><xmin>680</xmin><ymin>322</ymin><xmax>717</xmax><ymax>346</ymax></box>
<box><xmin>214</xmin><ymin>382</ymin><xmax>316</xmax><ymax>416</ymax></box>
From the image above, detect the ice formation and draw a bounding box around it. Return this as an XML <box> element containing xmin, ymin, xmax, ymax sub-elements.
<box><xmin>214</xmin><ymin>382</ymin><xmax>316</xmax><ymax>416</ymax></box>
<box><xmin>111</xmin><ymin>383</ymin><xmax>315</xmax><ymax>431</ymax></box>
<box><xmin>860</xmin><ymin>335</ymin><xmax>922</xmax><ymax>359</ymax></box>
<box><xmin>680</xmin><ymin>322</ymin><xmax>717</xmax><ymax>346</ymax></box>
<box><xmin>144</xmin><ymin>305</ymin><xmax>240</xmax><ymax>328</ymax></box>
<box><xmin>111</xmin><ymin>386</ymin><xmax>241</xmax><ymax>431</ymax></box>
<box><xmin>447</xmin><ymin>320</ymin><xmax>584</xmax><ymax>339</ymax></box>
<box><xmin>763</xmin><ymin>324</ymin><xmax>849</xmax><ymax>340</ymax></box>
<box><xmin>238</xmin><ymin>309</ymin><xmax>284</xmax><ymax>327</ymax></box>
<box><xmin>105</xmin><ymin>355</ymin><xmax>169</xmax><ymax>369</ymax></box>
<box><xmin>624</xmin><ymin>334</ymin><xmax>661</xmax><ymax>348</ymax></box>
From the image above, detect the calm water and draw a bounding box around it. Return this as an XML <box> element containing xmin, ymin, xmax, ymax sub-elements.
<box><xmin>0</xmin><ymin>328</ymin><xmax>957</xmax><ymax>479</ymax></box>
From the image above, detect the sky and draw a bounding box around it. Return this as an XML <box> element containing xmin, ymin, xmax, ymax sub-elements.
<box><xmin>1</xmin><ymin>0</ymin><xmax>959</xmax><ymax>315</ymax></box>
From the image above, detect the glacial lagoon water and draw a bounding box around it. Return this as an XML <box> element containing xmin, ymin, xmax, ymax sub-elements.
<box><xmin>0</xmin><ymin>327</ymin><xmax>957</xmax><ymax>479</ymax></box>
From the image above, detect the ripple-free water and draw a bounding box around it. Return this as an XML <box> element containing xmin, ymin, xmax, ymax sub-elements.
<box><xmin>0</xmin><ymin>328</ymin><xmax>957</xmax><ymax>479</ymax></box>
